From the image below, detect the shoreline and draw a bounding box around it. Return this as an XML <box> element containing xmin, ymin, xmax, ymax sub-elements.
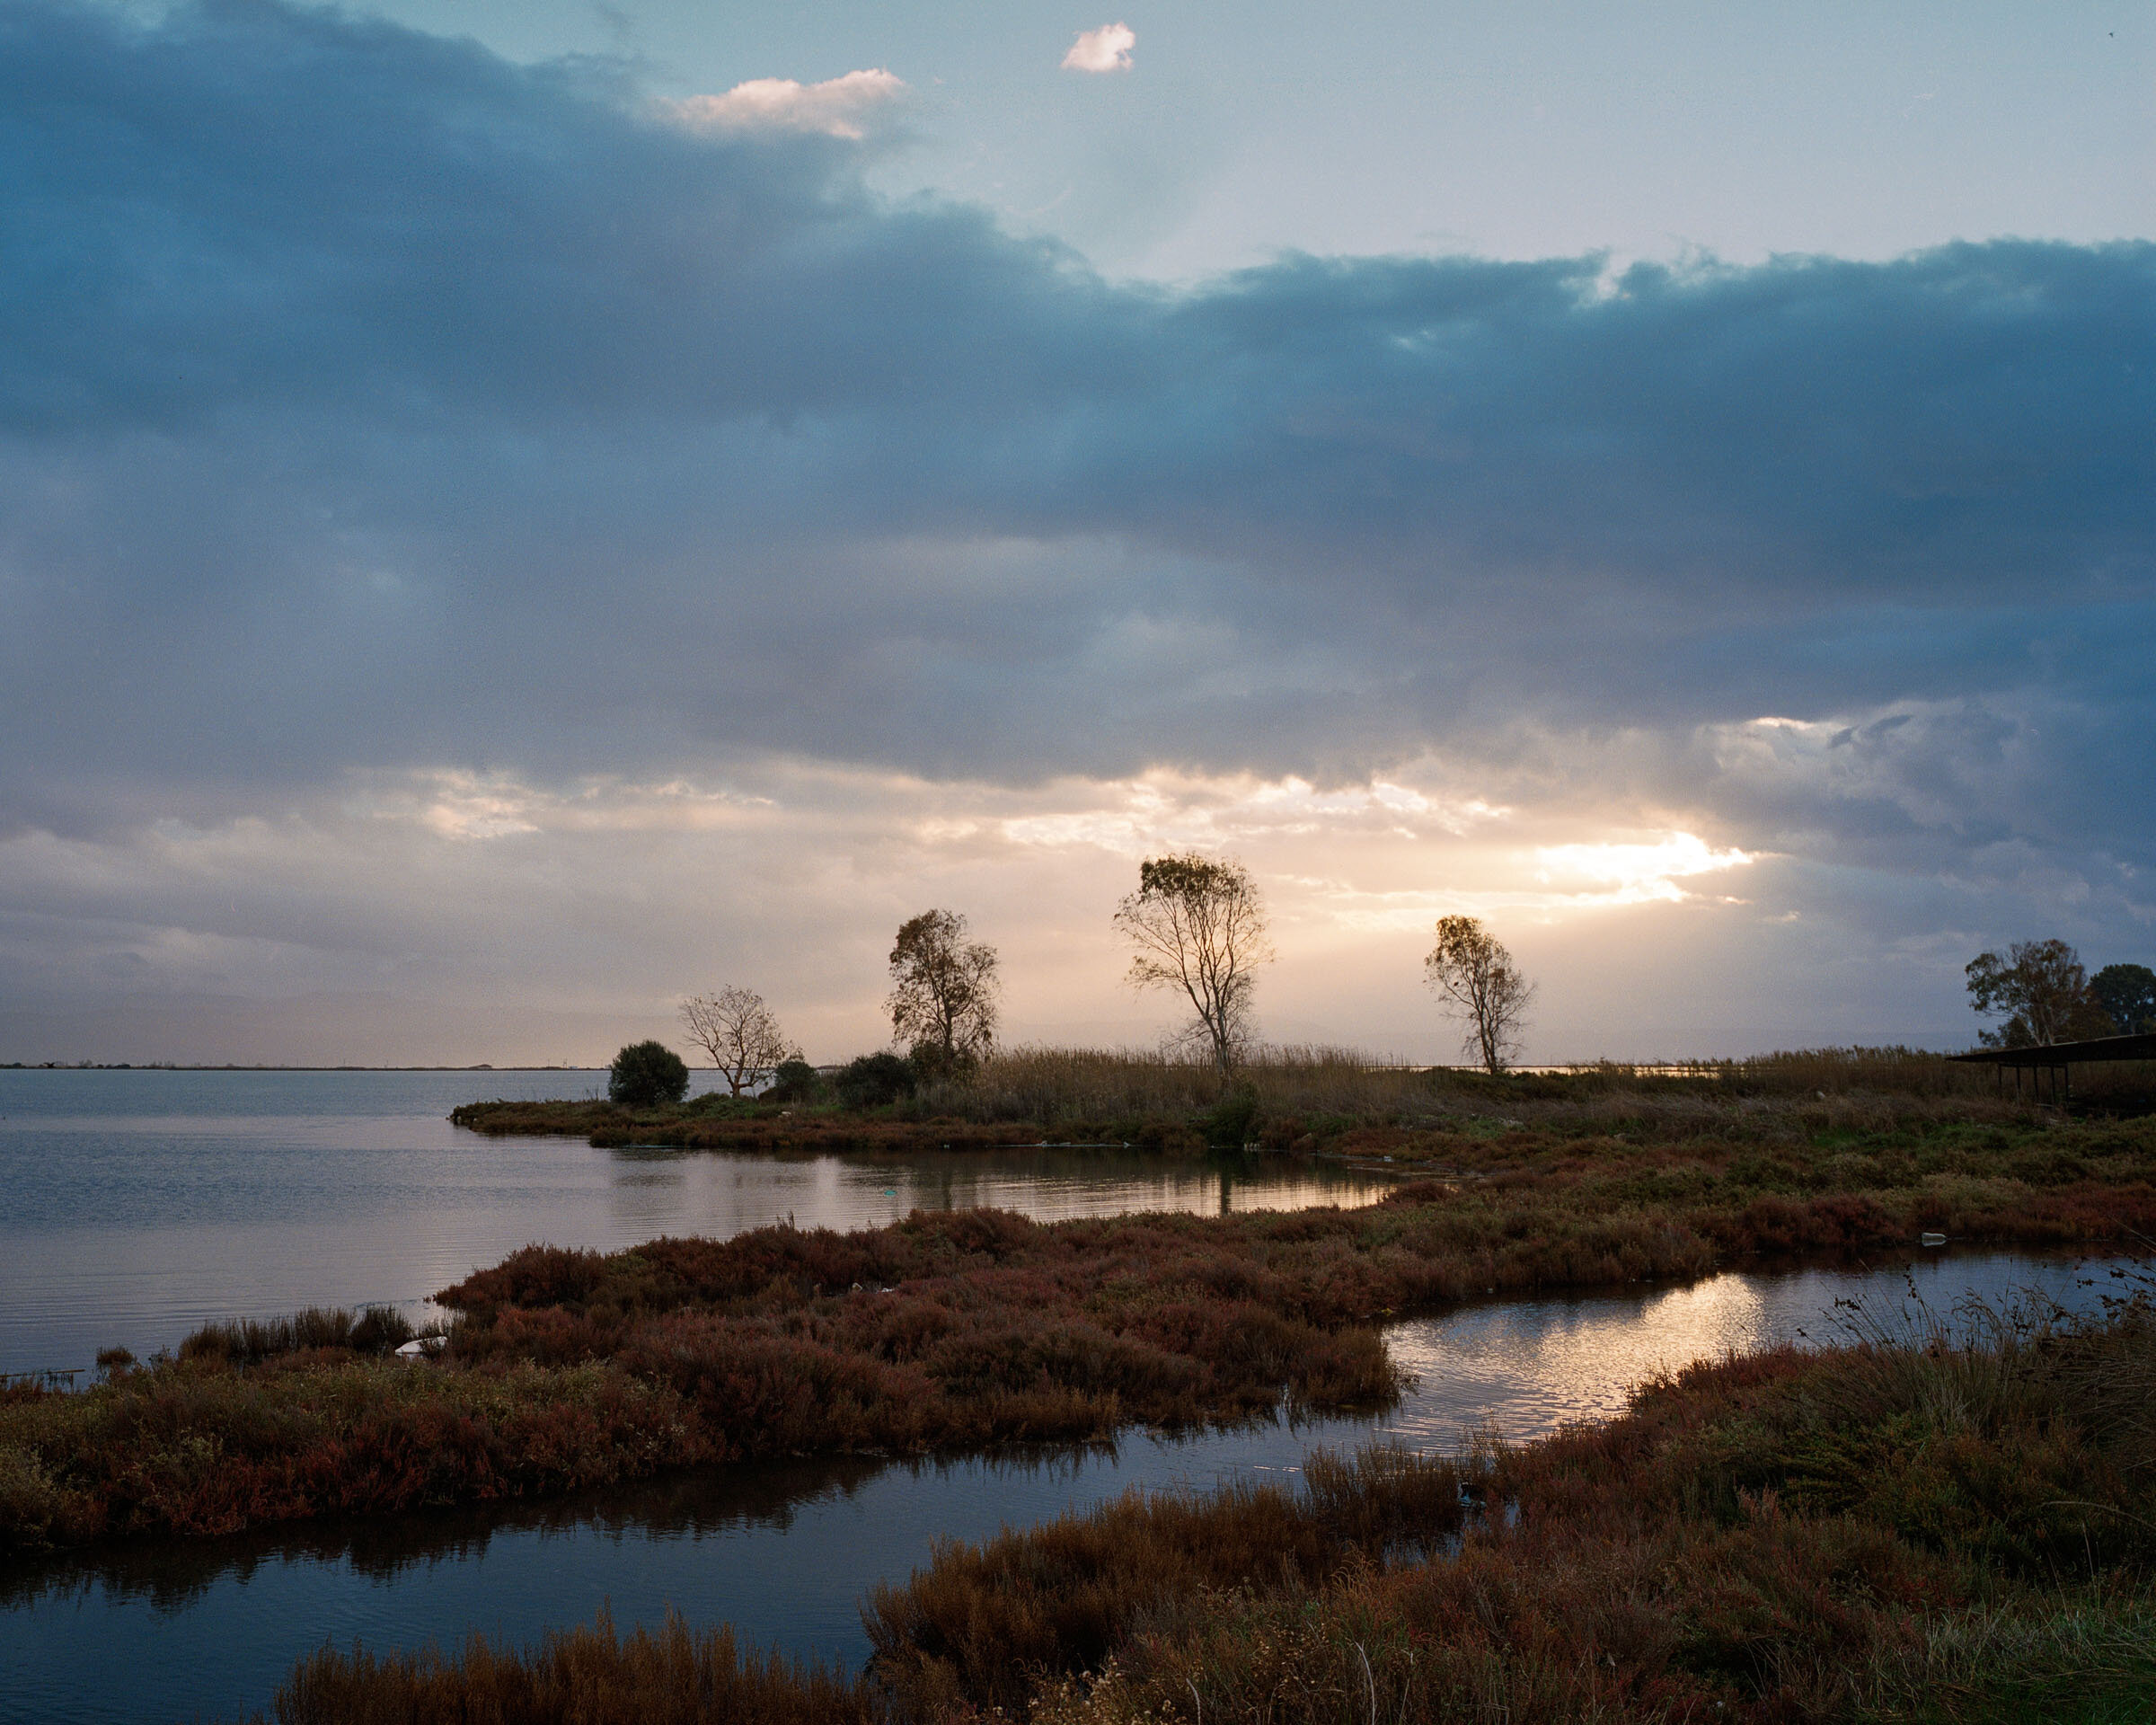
<box><xmin>5</xmin><ymin>1102</ymin><xmax>2152</xmax><ymax>1554</ymax></box>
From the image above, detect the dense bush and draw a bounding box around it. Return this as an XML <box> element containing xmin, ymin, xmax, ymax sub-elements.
<box><xmin>904</xmin><ymin>1038</ymin><xmax>978</xmax><ymax>1086</ymax></box>
<box><xmin>1200</xmin><ymin>1084</ymin><xmax>1261</xmax><ymax>1148</ymax></box>
<box><xmin>834</xmin><ymin>1051</ymin><xmax>915</xmax><ymax>1109</ymax></box>
<box><xmin>607</xmin><ymin>1041</ymin><xmax>689</xmax><ymax>1108</ymax></box>
<box><xmin>762</xmin><ymin>1058</ymin><xmax>823</xmax><ymax>1104</ymax></box>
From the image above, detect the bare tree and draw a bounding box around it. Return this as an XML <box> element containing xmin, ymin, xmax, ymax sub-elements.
<box><xmin>888</xmin><ymin>909</ymin><xmax>1000</xmax><ymax>1072</ymax></box>
<box><xmin>1114</xmin><ymin>854</ymin><xmax>1274</xmax><ymax>1073</ymax></box>
<box><xmin>680</xmin><ymin>986</ymin><xmax>799</xmax><ymax>1097</ymax></box>
<box><xmin>1966</xmin><ymin>939</ymin><xmax>2111</xmax><ymax>1047</ymax></box>
<box><xmin>1424</xmin><ymin>916</ymin><xmax>1534</xmax><ymax>1075</ymax></box>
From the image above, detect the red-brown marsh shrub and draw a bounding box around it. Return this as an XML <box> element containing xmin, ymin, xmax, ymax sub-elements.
<box><xmin>268</xmin><ymin>1612</ymin><xmax>869</xmax><ymax>1725</ymax></box>
<box><xmin>259</xmin><ymin>1292</ymin><xmax>2156</xmax><ymax>1724</ymax></box>
<box><xmin>10</xmin><ymin>1119</ymin><xmax>2154</xmax><ymax>1552</ymax></box>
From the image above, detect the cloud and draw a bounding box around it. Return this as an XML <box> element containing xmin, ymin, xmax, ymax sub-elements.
<box><xmin>0</xmin><ymin>0</ymin><xmax>2149</xmax><ymax>1056</ymax></box>
<box><xmin>1062</xmin><ymin>22</ymin><xmax>1135</xmax><ymax>72</ymax></box>
<box><xmin>670</xmin><ymin>68</ymin><xmax>906</xmax><ymax>139</ymax></box>
<box><xmin>0</xmin><ymin>759</ymin><xmax>1990</xmax><ymax>1063</ymax></box>
<box><xmin>1533</xmin><ymin>836</ymin><xmax>1756</xmax><ymax>907</ymax></box>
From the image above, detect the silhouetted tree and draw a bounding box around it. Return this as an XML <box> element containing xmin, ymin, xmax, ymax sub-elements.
<box><xmin>608</xmin><ymin>1039</ymin><xmax>689</xmax><ymax>1107</ymax></box>
<box><xmin>1965</xmin><ymin>940</ymin><xmax>2112</xmax><ymax>1047</ymax></box>
<box><xmin>1424</xmin><ymin>916</ymin><xmax>1535</xmax><ymax>1075</ymax></box>
<box><xmin>888</xmin><ymin>909</ymin><xmax>1000</xmax><ymax>1074</ymax></box>
<box><xmin>1114</xmin><ymin>854</ymin><xmax>1273</xmax><ymax>1073</ymax></box>
<box><xmin>680</xmin><ymin>986</ymin><xmax>798</xmax><ymax>1096</ymax></box>
<box><xmin>2090</xmin><ymin>962</ymin><xmax>2156</xmax><ymax>1036</ymax></box>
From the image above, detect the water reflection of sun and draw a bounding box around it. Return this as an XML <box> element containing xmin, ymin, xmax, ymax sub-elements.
<box><xmin>1379</xmin><ymin>1274</ymin><xmax>1770</xmax><ymax>1446</ymax></box>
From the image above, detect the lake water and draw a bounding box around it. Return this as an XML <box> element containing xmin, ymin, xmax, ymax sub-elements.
<box><xmin>0</xmin><ymin>1069</ymin><xmax>1392</xmax><ymax>1373</ymax></box>
<box><xmin>0</xmin><ymin>1072</ymin><xmax>2130</xmax><ymax>1723</ymax></box>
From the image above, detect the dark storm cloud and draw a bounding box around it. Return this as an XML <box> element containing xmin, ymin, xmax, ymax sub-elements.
<box><xmin>1</xmin><ymin>0</ymin><xmax>2150</xmax><ymax>851</ymax></box>
<box><xmin>0</xmin><ymin>0</ymin><xmax>1122</xmax><ymax>429</ymax></box>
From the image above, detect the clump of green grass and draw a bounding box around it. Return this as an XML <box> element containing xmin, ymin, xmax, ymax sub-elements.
<box><xmin>180</xmin><ymin>1305</ymin><xmax>414</xmax><ymax>1366</ymax></box>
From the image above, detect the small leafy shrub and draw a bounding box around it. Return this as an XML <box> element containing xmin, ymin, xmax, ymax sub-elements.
<box><xmin>1202</xmin><ymin>1084</ymin><xmax>1261</xmax><ymax>1149</ymax></box>
<box><xmin>609</xmin><ymin>1040</ymin><xmax>690</xmax><ymax>1108</ymax></box>
<box><xmin>764</xmin><ymin>1058</ymin><xmax>824</xmax><ymax>1104</ymax></box>
<box><xmin>835</xmin><ymin>1052</ymin><xmax>916</xmax><ymax>1110</ymax></box>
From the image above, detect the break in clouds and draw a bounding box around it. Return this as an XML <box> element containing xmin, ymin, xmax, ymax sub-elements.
<box><xmin>0</xmin><ymin>0</ymin><xmax>2151</xmax><ymax>1059</ymax></box>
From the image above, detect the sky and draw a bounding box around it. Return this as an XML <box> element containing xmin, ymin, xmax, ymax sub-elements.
<box><xmin>0</xmin><ymin>0</ymin><xmax>2151</xmax><ymax>1065</ymax></box>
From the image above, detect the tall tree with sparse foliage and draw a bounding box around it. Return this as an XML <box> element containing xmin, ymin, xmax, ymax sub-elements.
<box><xmin>1424</xmin><ymin>916</ymin><xmax>1534</xmax><ymax>1075</ymax></box>
<box><xmin>680</xmin><ymin>986</ymin><xmax>799</xmax><ymax>1097</ymax></box>
<box><xmin>1965</xmin><ymin>939</ymin><xmax>2114</xmax><ymax>1048</ymax></box>
<box><xmin>1114</xmin><ymin>854</ymin><xmax>1273</xmax><ymax>1074</ymax></box>
<box><xmin>888</xmin><ymin>909</ymin><xmax>1000</xmax><ymax>1074</ymax></box>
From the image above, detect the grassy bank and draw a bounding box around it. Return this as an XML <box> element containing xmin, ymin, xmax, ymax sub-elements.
<box><xmin>449</xmin><ymin>1044</ymin><xmax>2156</xmax><ymax>1154</ymax></box>
<box><xmin>6</xmin><ymin>1108</ymin><xmax>2154</xmax><ymax>1554</ymax></box>
<box><xmin>254</xmin><ymin>1282</ymin><xmax>2156</xmax><ymax>1723</ymax></box>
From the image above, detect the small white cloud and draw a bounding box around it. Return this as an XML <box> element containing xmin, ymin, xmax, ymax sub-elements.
<box><xmin>1062</xmin><ymin>22</ymin><xmax>1135</xmax><ymax>72</ymax></box>
<box><xmin>671</xmin><ymin>68</ymin><xmax>905</xmax><ymax>140</ymax></box>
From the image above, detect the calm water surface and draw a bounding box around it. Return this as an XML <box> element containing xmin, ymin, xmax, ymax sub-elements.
<box><xmin>1</xmin><ymin>1252</ymin><xmax>2119</xmax><ymax>1725</ymax></box>
<box><xmin>0</xmin><ymin>1073</ymin><xmax>2130</xmax><ymax>1723</ymax></box>
<box><xmin>0</xmin><ymin>1069</ymin><xmax>1390</xmax><ymax>1371</ymax></box>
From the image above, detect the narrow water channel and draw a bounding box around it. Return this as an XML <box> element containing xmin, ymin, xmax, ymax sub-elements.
<box><xmin>0</xmin><ymin>1249</ymin><xmax>2114</xmax><ymax>1725</ymax></box>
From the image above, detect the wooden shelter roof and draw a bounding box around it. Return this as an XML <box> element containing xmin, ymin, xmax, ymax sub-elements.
<box><xmin>1949</xmin><ymin>1031</ymin><xmax>2156</xmax><ymax>1068</ymax></box>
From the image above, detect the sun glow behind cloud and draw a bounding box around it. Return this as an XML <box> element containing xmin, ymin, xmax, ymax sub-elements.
<box><xmin>1299</xmin><ymin>845</ymin><xmax>1759</xmax><ymax>935</ymax></box>
<box><xmin>1533</xmin><ymin>834</ymin><xmax>1757</xmax><ymax>906</ymax></box>
<box><xmin>350</xmin><ymin>768</ymin><xmax>1755</xmax><ymax>937</ymax></box>
<box><xmin>0</xmin><ymin>751</ymin><xmax>1916</xmax><ymax>1063</ymax></box>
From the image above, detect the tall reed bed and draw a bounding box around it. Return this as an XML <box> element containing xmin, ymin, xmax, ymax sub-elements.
<box><xmin>906</xmin><ymin>1044</ymin><xmax>1439</xmax><ymax>1126</ymax></box>
<box><xmin>906</xmin><ymin>1042</ymin><xmax>2083</xmax><ymax>1143</ymax></box>
<box><xmin>458</xmin><ymin>1044</ymin><xmax>2156</xmax><ymax>1153</ymax></box>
